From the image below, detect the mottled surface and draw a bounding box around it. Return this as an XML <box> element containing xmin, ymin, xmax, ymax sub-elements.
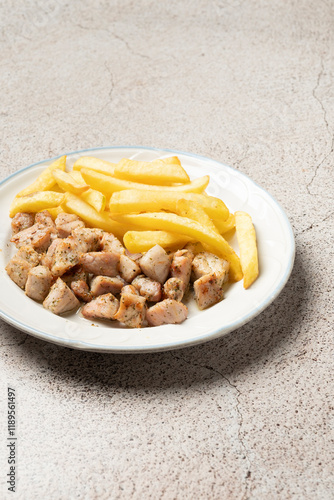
<box><xmin>1</xmin><ymin>1</ymin><xmax>334</xmax><ymax>499</ymax></box>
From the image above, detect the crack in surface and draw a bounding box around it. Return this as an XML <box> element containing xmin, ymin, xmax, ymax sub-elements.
<box><xmin>298</xmin><ymin>211</ymin><xmax>334</xmax><ymax>235</ymax></box>
<box><xmin>308</xmin><ymin>58</ymin><xmax>334</xmax><ymax>194</ymax></box>
<box><xmin>170</xmin><ymin>352</ymin><xmax>253</xmax><ymax>499</ymax></box>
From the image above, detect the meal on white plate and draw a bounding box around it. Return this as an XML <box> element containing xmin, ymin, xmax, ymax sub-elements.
<box><xmin>5</xmin><ymin>154</ymin><xmax>259</xmax><ymax>328</ymax></box>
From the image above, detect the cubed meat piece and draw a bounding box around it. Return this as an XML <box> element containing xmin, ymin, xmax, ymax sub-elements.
<box><xmin>193</xmin><ymin>273</ymin><xmax>225</xmax><ymax>310</ymax></box>
<box><xmin>146</xmin><ymin>299</ymin><xmax>188</xmax><ymax>326</ymax></box>
<box><xmin>132</xmin><ymin>275</ymin><xmax>162</xmax><ymax>302</ymax></box>
<box><xmin>25</xmin><ymin>265</ymin><xmax>53</xmax><ymax>301</ymax></box>
<box><xmin>125</xmin><ymin>249</ymin><xmax>142</xmax><ymax>261</ymax></box>
<box><xmin>101</xmin><ymin>232</ymin><xmax>125</xmax><ymax>255</ymax></box>
<box><xmin>71</xmin><ymin>280</ymin><xmax>92</xmax><ymax>302</ymax></box>
<box><xmin>81</xmin><ymin>293</ymin><xmax>119</xmax><ymax>321</ymax></box>
<box><xmin>15</xmin><ymin>245</ymin><xmax>40</xmax><ymax>267</ymax></box>
<box><xmin>72</xmin><ymin>227</ymin><xmax>104</xmax><ymax>252</ymax></box>
<box><xmin>119</xmin><ymin>254</ymin><xmax>141</xmax><ymax>282</ymax></box>
<box><xmin>139</xmin><ymin>245</ymin><xmax>170</xmax><ymax>284</ymax></box>
<box><xmin>35</xmin><ymin>211</ymin><xmax>57</xmax><ymax>239</ymax></box>
<box><xmin>192</xmin><ymin>252</ymin><xmax>229</xmax><ymax>282</ymax></box>
<box><xmin>43</xmin><ymin>278</ymin><xmax>80</xmax><ymax>315</ymax></box>
<box><xmin>10</xmin><ymin>223</ymin><xmax>52</xmax><ymax>252</ymax></box>
<box><xmin>11</xmin><ymin>212</ymin><xmax>35</xmax><ymax>235</ymax></box>
<box><xmin>55</xmin><ymin>213</ymin><xmax>85</xmax><ymax>238</ymax></box>
<box><xmin>61</xmin><ymin>265</ymin><xmax>88</xmax><ymax>286</ymax></box>
<box><xmin>40</xmin><ymin>238</ymin><xmax>62</xmax><ymax>269</ymax></box>
<box><xmin>163</xmin><ymin>277</ymin><xmax>184</xmax><ymax>302</ymax></box>
<box><xmin>90</xmin><ymin>276</ymin><xmax>126</xmax><ymax>296</ymax></box>
<box><xmin>170</xmin><ymin>249</ymin><xmax>193</xmax><ymax>298</ymax></box>
<box><xmin>6</xmin><ymin>257</ymin><xmax>34</xmax><ymax>289</ymax></box>
<box><xmin>113</xmin><ymin>292</ymin><xmax>147</xmax><ymax>328</ymax></box>
<box><xmin>121</xmin><ymin>285</ymin><xmax>139</xmax><ymax>295</ymax></box>
<box><xmin>79</xmin><ymin>252</ymin><xmax>120</xmax><ymax>277</ymax></box>
<box><xmin>51</xmin><ymin>237</ymin><xmax>80</xmax><ymax>276</ymax></box>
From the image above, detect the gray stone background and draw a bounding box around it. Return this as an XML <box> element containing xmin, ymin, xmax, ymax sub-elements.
<box><xmin>1</xmin><ymin>1</ymin><xmax>333</xmax><ymax>498</ymax></box>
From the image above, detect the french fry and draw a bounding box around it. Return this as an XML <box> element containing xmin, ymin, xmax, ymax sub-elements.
<box><xmin>213</xmin><ymin>213</ymin><xmax>236</xmax><ymax>235</ymax></box>
<box><xmin>16</xmin><ymin>155</ymin><xmax>66</xmax><ymax>197</ymax></box>
<box><xmin>123</xmin><ymin>231</ymin><xmax>193</xmax><ymax>253</ymax></box>
<box><xmin>175</xmin><ymin>199</ymin><xmax>220</xmax><ymax>235</ymax></box>
<box><xmin>52</xmin><ymin>169</ymin><xmax>89</xmax><ymax>195</ymax></box>
<box><xmin>70</xmin><ymin>171</ymin><xmax>106</xmax><ymax>212</ymax></box>
<box><xmin>9</xmin><ymin>192</ymin><xmax>65</xmax><ymax>218</ymax></box>
<box><xmin>62</xmin><ymin>193</ymin><xmax>125</xmax><ymax>239</ymax></box>
<box><xmin>235</xmin><ymin>211</ymin><xmax>259</xmax><ymax>289</ymax></box>
<box><xmin>81</xmin><ymin>168</ymin><xmax>209</xmax><ymax>195</ymax></box>
<box><xmin>110</xmin><ymin>212</ymin><xmax>243</xmax><ymax>281</ymax></box>
<box><xmin>108</xmin><ymin>189</ymin><xmax>229</xmax><ymax>220</ymax></box>
<box><xmin>72</xmin><ymin>156</ymin><xmax>116</xmax><ymax>176</ymax></box>
<box><xmin>114</xmin><ymin>157</ymin><xmax>190</xmax><ymax>185</ymax></box>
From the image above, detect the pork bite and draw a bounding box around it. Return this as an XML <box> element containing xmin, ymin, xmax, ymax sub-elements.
<box><xmin>163</xmin><ymin>277</ymin><xmax>184</xmax><ymax>302</ymax></box>
<box><xmin>132</xmin><ymin>275</ymin><xmax>162</xmax><ymax>302</ymax></box>
<box><xmin>11</xmin><ymin>212</ymin><xmax>35</xmax><ymax>235</ymax></box>
<box><xmin>43</xmin><ymin>278</ymin><xmax>80</xmax><ymax>315</ymax></box>
<box><xmin>55</xmin><ymin>213</ymin><xmax>85</xmax><ymax>238</ymax></box>
<box><xmin>146</xmin><ymin>299</ymin><xmax>188</xmax><ymax>326</ymax></box>
<box><xmin>81</xmin><ymin>293</ymin><xmax>119</xmax><ymax>321</ymax></box>
<box><xmin>192</xmin><ymin>252</ymin><xmax>229</xmax><ymax>282</ymax></box>
<box><xmin>40</xmin><ymin>238</ymin><xmax>62</xmax><ymax>269</ymax></box>
<box><xmin>51</xmin><ymin>237</ymin><xmax>80</xmax><ymax>277</ymax></box>
<box><xmin>25</xmin><ymin>265</ymin><xmax>53</xmax><ymax>301</ymax></box>
<box><xmin>71</xmin><ymin>227</ymin><xmax>103</xmax><ymax>252</ymax></box>
<box><xmin>139</xmin><ymin>244</ymin><xmax>170</xmax><ymax>284</ymax></box>
<box><xmin>10</xmin><ymin>223</ymin><xmax>53</xmax><ymax>252</ymax></box>
<box><xmin>15</xmin><ymin>245</ymin><xmax>40</xmax><ymax>267</ymax></box>
<box><xmin>119</xmin><ymin>254</ymin><xmax>141</xmax><ymax>283</ymax></box>
<box><xmin>6</xmin><ymin>257</ymin><xmax>35</xmax><ymax>289</ymax></box>
<box><xmin>169</xmin><ymin>248</ymin><xmax>193</xmax><ymax>299</ymax></box>
<box><xmin>35</xmin><ymin>210</ymin><xmax>57</xmax><ymax>239</ymax></box>
<box><xmin>101</xmin><ymin>232</ymin><xmax>125</xmax><ymax>255</ymax></box>
<box><xmin>193</xmin><ymin>273</ymin><xmax>225</xmax><ymax>310</ymax></box>
<box><xmin>79</xmin><ymin>252</ymin><xmax>120</xmax><ymax>277</ymax></box>
<box><xmin>113</xmin><ymin>291</ymin><xmax>147</xmax><ymax>328</ymax></box>
<box><xmin>90</xmin><ymin>276</ymin><xmax>126</xmax><ymax>297</ymax></box>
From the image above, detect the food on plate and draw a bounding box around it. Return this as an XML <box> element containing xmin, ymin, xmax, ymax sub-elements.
<box><xmin>6</xmin><ymin>154</ymin><xmax>259</xmax><ymax>328</ymax></box>
<box><xmin>235</xmin><ymin>211</ymin><xmax>259</xmax><ymax>289</ymax></box>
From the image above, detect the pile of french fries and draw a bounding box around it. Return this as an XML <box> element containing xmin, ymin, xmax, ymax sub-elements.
<box><xmin>9</xmin><ymin>154</ymin><xmax>259</xmax><ymax>288</ymax></box>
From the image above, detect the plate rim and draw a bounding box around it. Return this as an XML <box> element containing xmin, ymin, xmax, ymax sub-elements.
<box><xmin>0</xmin><ymin>145</ymin><xmax>295</xmax><ymax>353</ymax></box>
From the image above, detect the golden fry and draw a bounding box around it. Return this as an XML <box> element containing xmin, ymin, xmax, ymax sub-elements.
<box><xmin>62</xmin><ymin>193</ymin><xmax>125</xmax><ymax>239</ymax></box>
<box><xmin>123</xmin><ymin>231</ymin><xmax>193</xmax><ymax>253</ymax></box>
<box><xmin>72</xmin><ymin>156</ymin><xmax>116</xmax><ymax>176</ymax></box>
<box><xmin>81</xmin><ymin>168</ymin><xmax>209</xmax><ymax>195</ymax></box>
<box><xmin>114</xmin><ymin>157</ymin><xmax>189</xmax><ymax>185</ymax></box>
<box><xmin>213</xmin><ymin>213</ymin><xmax>236</xmax><ymax>234</ymax></box>
<box><xmin>235</xmin><ymin>211</ymin><xmax>259</xmax><ymax>289</ymax></box>
<box><xmin>110</xmin><ymin>212</ymin><xmax>243</xmax><ymax>281</ymax></box>
<box><xmin>70</xmin><ymin>171</ymin><xmax>106</xmax><ymax>212</ymax></box>
<box><xmin>52</xmin><ymin>169</ymin><xmax>89</xmax><ymax>195</ymax></box>
<box><xmin>175</xmin><ymin>199</ymin><xmax>220</xmax><ymax>235</ymax></box>
<box><xmin>16</xmin><ymin>155</ymin><xmax>66</xmax><ymax>197</ymax></box>
<box><xmin>10</xmin><ymin>192</ymin><xmax>65</xmax><ymax>218</ymax></box>
<box><xmin>108</xmin><ymin>189</ymin><xmax>229</xmax><ymax>220</ymax></box>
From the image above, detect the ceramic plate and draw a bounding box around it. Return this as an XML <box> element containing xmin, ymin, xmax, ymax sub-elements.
<box><xmin>0</xmin><ymin>146</ymin><xmax>295</xmax><ymax>352</ymax></box>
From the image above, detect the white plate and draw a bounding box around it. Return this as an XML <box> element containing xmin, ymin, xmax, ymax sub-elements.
<box><xmin>0</xmin><ymin>146</ymin><xmax>295</xmax><ymax>353</ymax></box>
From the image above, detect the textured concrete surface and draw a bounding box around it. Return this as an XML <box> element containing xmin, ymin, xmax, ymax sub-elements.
<box><xmin>1</xmin><ymin>1</ymin><xmax>334</xmax><ymax>499</ymax></box>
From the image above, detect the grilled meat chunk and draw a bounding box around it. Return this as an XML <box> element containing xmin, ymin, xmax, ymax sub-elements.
<box><xmin>6</xmin><ymin>257</ymin><xmax>35</xmax><ymax>289</ymax></box>
<box><xmin>170</xmin><ymin>249</ymin><xmax>193</xmax><ymax>299</ymax></box>
<box><xmin>10</xmin><ymin>223</ymin><xmax>53</xmax><ymax>252</ymax></box>
<box><xmin>101</xmin><ymin>232</ymin><xmax>125</xmax><ymax>255</ymax></box>
<box><xmin>132</xmin><ymin>275</ymin><xmax>162</xmax><ymax>302</ymax></box>
<box><xmin>15</xmin><ymin>245</ymin><xmax>40</xmax><ymax>267</ymax></box>
<box><xmin>119</xmin><ymin>254</ymin><xmax>141</xmax><ymax>282</ymax></box>
<box><xmin>51</xmin><ymin>237</ymin><xmax>80</xmax><ymax>276</ymax></box>
<box><xmin>11</xmin><ymin>212</ymin><xmax>35</xmax><ymax>235</ymax></box>
<box><xmin>192</xmin><ymin>252</ymin><xmax>229</xmax><ymax>282</ymax></box>
<box><xmin>193</xmin><ymin>273</ymin><xmax>225</xmax><ymax>310</ymax></box>
<box><xmin>90</xmin><ymin>276</ymin><xmax>126</xmax><ymax>296</ymax></box>
<box><xmin>79</xmin><ymin>252</ymin><xmax>120</xmax><ymax>277</ymax></box>
<box><xmin>55</xmin><ymin>213</ymin><xmax>85</xmax><ymax>238</ymax></box>
<box><xmin>146</xmin><ymin>299</ymin><xmax>188</xmax><ymax>326</ymax></box>
<box><xmin>71</xmin><ymin>227</ymin><xmax>103</xmax><ymax>253</ymax></box>
<box><xmin>25</xmin><ymin>265</ymin><xmax>53</xmax><ymax>301</ymax></box>
<box><xmin>43</xmin><ymin>278</ymin><xmax>80</xmax><ymax>315</ymax></box>
<box><xmin>81</xmin><ymin>293</ymin><xmax>119</xmax><ymax>321</ymax></box>
<box><xmin>163</xmin><ymin>277</ymin><xmax>184</xmax><ymax>302</ymax></box>
<box><xmin>113</xmin><ymin>291</ymin><xmax>147</xmax><ymax>328</ymax></box>
<box><xmin>139</xmin><ymin>244</ymin><xmax>170</xmax><ymax>284</ymax></box>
